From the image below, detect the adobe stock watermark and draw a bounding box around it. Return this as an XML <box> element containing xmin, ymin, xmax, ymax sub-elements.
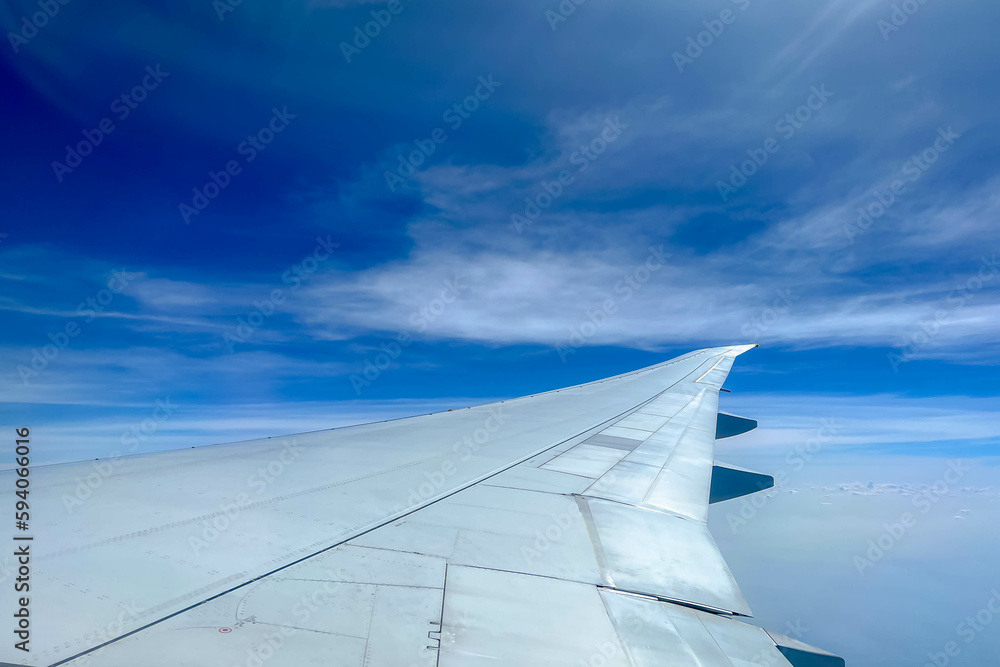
<box><xmin>222</xmin><ymin>235</ymin><xmax>339</xmax><ymax>352</ymax></box>
<box><xmin>740</xmin><ymin>288</ymin><xmax>798</xmax><ymax>342</ymax></box>
<box><xmin>716</xmin><ymin>85</ymin><xmax>833</xmax><ymax>202</ymax></box>
<box><xmin>179</xmin><ymin>106</ymin><xmax>296</xmax><ymax>224</ymax></box>
<box><xmin>51</xmin><ymin>65</ymin><xmax>170</xmax><ymax>182</ymax></box>
<box><xmin>6</xmin><ymin>0</ymin><xmax>75</xmax><ymax>53</ymax></box>
<box><xmin>853</xmin><ymin>459</ymin><xmax>969</xmax><ymax>575</ymax></box>
<box><xmin>556</xmin><ymin>245</ymin><xmax>670</xmax><ymax>362</ymax></box>
<box><xmin>386</xmin><ymin>407</ymin><xmax>509</xmax><ymax>516</ymax></box>
<box><xmin>384</xmin><ymin>75</ymin><xmax>501</xmax><ymax>192</ymax></box>
<box><xmin>61</xmin><ymin>398</ymin><xmax>179</xmax><ymax>513</ymax></box>
<box><xmin>189</xmin><ymin>439</ymin><xmax>304</xmax><ymax>556</ymax></box>
<box><xmin>16</xmin><ymin>269</ymin><xmax>136</xmax><ymax>385</ymax></box>
<box><xmin>577</xmin><ymin>640</ymin><xmax>623</xmax><ymax>667</ymax></box>
<box><xmin>727</xmin><ymin>418</ymin><xmax>838</xmax><ymax>533</ymax></box>
<box><xmin>843</xmin><ymin>126</ymin><xmax>960</xmax><ymax>243</ymax></box>
<box><xmin>511</xmin><ymin>116</ymin><xmax>628</xmax><ymax>234</ymax></box>
<box><xmin>58</xmin><ymin>600</ymin><xmax>146</xmax><ymax>667</ymax></box>
<box><xmin>544</xmin><ymin>0</ymin><xmax>588</xmax><ymax>31</ymax></box>
<box><xmin>888</xmin><ymin>254</ymin><xmax>997</xmax><ymax>372</ymax></box>
<box><xmin>349</xmin><ymin>276</ymin><xmax>467</xmax><ymax>395</ymax></box>
<box><xmin>226</xmin><ymin>567</ymin><xmax>351</xmax><ymax>667</ymax></box>
<box><xmin>672</xmin><ymin>0</ymin><xmax>752</xmax><ymax>73</ymax></box>
<box><xmin>922</xmin><ymin>589</ymin><xmax>1000</xmax><ymax>667</ymax></box>
<box><xmin>877</xmin><ymin>0</ymin><xmax>932</xmax><ymax>41</ymax></box>
<box><xmin>339</xmin><ymin>0</ymin><xmax>415</xmax><ymax>63</ymax></box>
<box><xmin>212</xmin><ymin>0</ymin><xmax>243</xmax><ymax>21</ymax></box>
<box><xmin>520</xmin><ymin>504</ymin><xmax>586</xmax><ymax>565</ymax></box>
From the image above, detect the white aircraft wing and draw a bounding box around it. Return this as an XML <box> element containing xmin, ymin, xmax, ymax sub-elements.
<box><xmin>0</xmin><ymin>345</ymin><xmax>844</xmax><ymax>667</ymax></box>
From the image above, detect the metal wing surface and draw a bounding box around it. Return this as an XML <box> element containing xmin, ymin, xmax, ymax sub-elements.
<box><xmin>0</xmin><ymin>345</ymin><xmax>844</xmax><ymax>667</ymax></box>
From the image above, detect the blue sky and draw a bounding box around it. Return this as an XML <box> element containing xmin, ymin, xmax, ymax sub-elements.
<box><xmin>2</xmin><ymin>0</ymin><xmax>999</xmax><ymax>665</ymax></box>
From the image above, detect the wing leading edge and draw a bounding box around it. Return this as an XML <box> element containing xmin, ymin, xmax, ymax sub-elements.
<box><xmin>2</xmin><ymin>345</ymin><xmax>844</xmax><ymax>667</ymax></box>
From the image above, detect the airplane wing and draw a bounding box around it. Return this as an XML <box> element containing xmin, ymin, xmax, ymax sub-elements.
<box><xmin>0</xmin><ymin>345</ymin><xmax>844</xmax><ymax>667</ymax></box>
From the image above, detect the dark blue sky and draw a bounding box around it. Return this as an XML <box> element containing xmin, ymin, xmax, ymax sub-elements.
<box><xmin>2</xmin><ymin>0</ymin><xmax>998</xmax><ymax>441</ymax></box>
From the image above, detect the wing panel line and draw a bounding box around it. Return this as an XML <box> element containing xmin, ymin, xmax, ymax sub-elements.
<box><xmin>48</xmin><ymin>366</ymin><xmax>709</xmax><ymax>667</ymax></box>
